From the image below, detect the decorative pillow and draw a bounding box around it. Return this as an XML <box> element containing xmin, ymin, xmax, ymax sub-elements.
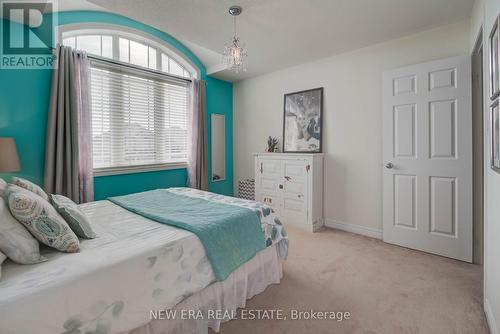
<box><xmin>7</xmin><ymin>186</ymin><xmax>80</xmax><ymax>253</ymax></box>
<box><xmin>0</xmin><ymin>251</ymin><xmax>6</xmax><ymax>280</ymax></box>
<box><xmin>50</xmin><ymin>194</ymin><xmax>97</xmax><ymax>239</ymax></box>
<box><xmin>0</xmin><ymin>196</ymin><xmax>46</xmax><ymax>264</ymax></box>
<box><xmin>0</xmin><ymin>178</ymin><xmax>6</xmax><ymax>198</ymax></box>
<box><xmin>11</xmin><ymin>176</ymin><xmax>49</xmax><ymax>201</ymax></box>
<box><xmin>4</xmin><ymin>183</ymin><xmax>26</xmax><ymax>196</ymax></box>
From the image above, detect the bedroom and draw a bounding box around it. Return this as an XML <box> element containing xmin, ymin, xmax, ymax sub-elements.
<box><xmin>0</xmin><ymin>0</ymin><xmax>499</xmax><ymax>333</ymax></box>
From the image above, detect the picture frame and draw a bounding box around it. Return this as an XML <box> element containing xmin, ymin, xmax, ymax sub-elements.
<box><xmin>491</xmin><ymin>99</ymin><xmax>500</xmax><ymax>172</ymax></box>
<box><xmin>489</xmin><ymin>15</ymin><xmax>500</xmax><ymax>100</ymax></box>
<box><xmin>283</xmin><ymin>87</ymin><xmax>323</xmax><ymax>153</ymax></box>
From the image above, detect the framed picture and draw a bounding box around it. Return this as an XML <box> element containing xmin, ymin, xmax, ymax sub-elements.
<box><xmin>490</xmin><ymin>15</ymin><xmax>500</xmax><ymax>100</ymax></box>
<box><xmin>491</xmin><ymin>99</ymin><xmax>500</xmax><ymax>172</ymax></box>
<box><xmin>283</xmin><ymin>87</ymin><xmax>323</xmax><ymax>153</ymax></box>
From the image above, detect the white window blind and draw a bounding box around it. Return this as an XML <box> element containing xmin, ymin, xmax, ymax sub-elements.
<box><xmin>90</xmin><ymin>60</ymin><xmax>189</xmax><ymax>171</ymax></box>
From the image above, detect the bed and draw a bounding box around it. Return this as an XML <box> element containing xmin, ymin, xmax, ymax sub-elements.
<box><xmin>0</xmin><ymin>188</ymin><xmax>288</xmax><ymax>334</ymax></box>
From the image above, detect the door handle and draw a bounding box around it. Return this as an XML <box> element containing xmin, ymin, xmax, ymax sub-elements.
<box><xmin>279</xmin><ymin>184</ymin><xmax>283</xmax><ymax>189</ymax></box>
<box><xmin>260</xmin><ymin>162</ymin><xmax>263</xmax><ymax>173</ymax></box>
<box><xmin>385</xmin><ymin>162</ymin><xmax>394</xmax><ymax>169</ymax></box>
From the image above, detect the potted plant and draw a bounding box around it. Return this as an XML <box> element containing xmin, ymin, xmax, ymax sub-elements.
<box><xmin>267</xmin><ymin>136</ymin><xmax>279</xmax><ymax>152</ymax></box>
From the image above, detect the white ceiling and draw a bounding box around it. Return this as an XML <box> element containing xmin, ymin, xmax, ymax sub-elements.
<box><xmin>58</xmin><ymin>0</ymin><xmax>106</xmax><ymax>12</ymax></box>
<box><xmin>58</xmin><ymin>0</ymin><xmax>475</xmax><ymax>82</ymax></box>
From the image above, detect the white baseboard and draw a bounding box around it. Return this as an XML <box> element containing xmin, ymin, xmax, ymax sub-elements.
<box><xmin>485</xmin><ymin>298</ymin><xmax>499</xmax><ymax>334</ymax></box>
<box><xmin>324</xmin><ymin>219</ymin><xmax>382</xmax><ymax>240</ymax></box>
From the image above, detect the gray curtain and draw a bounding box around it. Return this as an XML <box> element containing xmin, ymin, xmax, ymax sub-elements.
<box><xmin>44</xmin><ymin>45</ymin><xmax>93</xmax><ymax>203</ymax></box>
<box><xmin>187</xmin><ymin>78</ymin><xmax>208</xmax><ymax>190</ymax></box>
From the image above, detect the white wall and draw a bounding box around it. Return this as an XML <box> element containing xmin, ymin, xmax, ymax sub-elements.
<box><xmin>471</xmin><ymin>0</ymin><xmax>500</xmax><ymax>333</ymax></box>
<box><xmin>234</xmin><ymin>20</ymin><xmax>470</xmax><ymax>233</ymax></box>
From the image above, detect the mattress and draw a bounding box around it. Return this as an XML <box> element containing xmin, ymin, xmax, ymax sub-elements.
<box><xmin>0</xmin><ymin>190</ymin><xmax>287</xmax><ymax>334</ymax></box>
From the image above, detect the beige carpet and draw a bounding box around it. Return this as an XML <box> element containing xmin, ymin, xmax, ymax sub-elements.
<box><xmin>216</xmin><ymin>226</ymin><xmax>488</xmax><ymax>334</ymax></box>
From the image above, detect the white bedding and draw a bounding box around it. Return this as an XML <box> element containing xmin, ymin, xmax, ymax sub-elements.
<box><xmin>0</xmin><ymin>190</ymin><xmax>286</xmax><ymax>334</ymax></box>
<box><xmin>128</xmin><ymin>244</ymin><xmax>282</xmax><ymax>334</ymax></box>
<box><xmin>0</xmin><ymin>200</ymin><xmax>217</xmax><ymax>334</ymax></box>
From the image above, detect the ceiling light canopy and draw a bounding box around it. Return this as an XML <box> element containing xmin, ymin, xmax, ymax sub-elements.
<box><xmin>222</xmin><ymin>5</ymin><xmax>247</xmax><ymax>73</ymax></box>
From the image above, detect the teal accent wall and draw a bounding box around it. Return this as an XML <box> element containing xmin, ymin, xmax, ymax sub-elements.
<box><xmin>0</xmin><ymin>11</ymin><xmax>233</xmax><ymax>199</ymax></box>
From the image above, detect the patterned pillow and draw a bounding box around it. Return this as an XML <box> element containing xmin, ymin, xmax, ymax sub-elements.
<box><xmin>0</xmin><ymin>251</ymin><xmax>6</xmax><ymax>280</ymax></box>
<box><xmin>11</xmin><ymin>177</ymin><xmax>48</xmax><ymax>201</ymax></box>
<box><xmin>50</xmin><ymin>194</ymin><xmax>97</xmax><ymax>239</ymax></box>
<box><xmin>0</xmin><ymin>196</ymin><xmax>46</xmax><ymax>264</ymax></box>
<box><xmin>7</xmin><ymin>186</ymin><xmax>80</xmax><ymax>253</ymax></box>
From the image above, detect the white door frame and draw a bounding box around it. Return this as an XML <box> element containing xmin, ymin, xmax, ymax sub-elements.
<box><xmin>472</xmin><ymin>29</ymin><xmax>484</xmax><ymax>265</ymax></box>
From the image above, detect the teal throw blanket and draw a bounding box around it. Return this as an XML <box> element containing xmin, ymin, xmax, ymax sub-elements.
<box><xmin>108</xmin><ymin>189</ymin><xmax>266</xmax><ymax>280</ymax></box>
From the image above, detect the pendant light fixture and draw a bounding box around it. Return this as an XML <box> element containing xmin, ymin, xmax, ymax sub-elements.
<box><xmin>222</xmin><ymin>5</ymin><xmax>248</xmax><ymax>73</ymax></box>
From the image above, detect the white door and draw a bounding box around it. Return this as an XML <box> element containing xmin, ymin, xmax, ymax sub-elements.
<box><xmin>382</xmin><ymin>55</ymin><xmax>472</xmax><ymax>262</ymax></box>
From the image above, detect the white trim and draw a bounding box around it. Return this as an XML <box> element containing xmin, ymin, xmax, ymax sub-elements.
<box><xmin>90</xmin><ymin>56</ymin><xmax>190</xmax><ymax>84</ymax></box>
<box><xmin>324</xmin><ymin>218</ymin><xmax>383</xmax><ymax>239</ymax></box>
<box><xmin>56</xmin><ymin>23</ymin><xmax>200</xmax><ymax>78</ymax></box>
<box><xmin>93</xmin><ymin>162</ymin><xmax>187</xmax><ymax>177</ymax></box>
<box><xmin>253</xmin><ymin>152</ymin><xmax>324</xmax><ymax>157</ymax></box>
<box><xmin>485</xmin><ymin>298</ymin><xmax>499</xmax><ymax>334</ymax></box>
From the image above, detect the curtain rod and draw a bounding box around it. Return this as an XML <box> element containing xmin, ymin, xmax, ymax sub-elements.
<box><xmin>50</xmin><ymin>46</ymin><xmax>193</xmax><ymax>83</ymax></box>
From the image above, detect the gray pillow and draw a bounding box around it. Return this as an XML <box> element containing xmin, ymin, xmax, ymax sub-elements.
<box><xmin>0</xmin><ymin>196</ymin><xmax>46</xmax><ymax>264</ymax></box>
<box><xmin>11</xmin><ymin>176</ymin><xmax>49</xmax><ymax>201</ymax></box>
<box><xmin>0</xmin><ymin>178</ymin><xmax>6</xmax><ymax>198</ymax></box>
<box><xmin>8</xmin><ymin>186</ymin><xmax>80</xmax><ymax>253</ymax></box>
<box><xmin>0</xmin><ymin>251</ymin><xmax>6</xmax><ymax>280</ymax></box>
<box><xmin>50</xmin><ymin>194</ymin><xmax>97</xmax><ymax>239</ymax></box>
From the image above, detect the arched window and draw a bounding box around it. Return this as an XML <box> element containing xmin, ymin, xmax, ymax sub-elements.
<box><xmin>59</xmin><ymin>25</ymin><xmax>198</xmax><ymax>174</ymax></box>
<box><xmin>61</xmin><ymin>27</ymin><xmax>196</xmax><ymax>78</ymax></box>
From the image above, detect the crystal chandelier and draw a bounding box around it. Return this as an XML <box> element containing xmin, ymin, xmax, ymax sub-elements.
<box><xmin>223</xmin><ymin>6</ymin><xmax>248</xmax><ymax>73</ymax></box>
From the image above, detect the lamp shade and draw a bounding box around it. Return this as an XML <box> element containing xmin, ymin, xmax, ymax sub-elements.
<box><xmin>0</xmin><ymin>138</ymin><xmax>20</xmax><ymax>172</ymax></box>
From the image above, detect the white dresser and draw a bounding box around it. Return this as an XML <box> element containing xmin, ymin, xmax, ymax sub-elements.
<box><xmin>254</xmin><ymin>153</ymin><xmax>324</xmax><ymax>232</ymax></box>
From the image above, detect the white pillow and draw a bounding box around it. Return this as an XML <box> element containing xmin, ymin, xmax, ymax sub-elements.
<box><xmin>0</xmin><ymin>196</ymin><xmax>47</xmax><ymax>264</ymax></box>
<box><xmin>0</xmin><ymin>251</ymin><xmax>6</xmax><ymax>280</ymax></box>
